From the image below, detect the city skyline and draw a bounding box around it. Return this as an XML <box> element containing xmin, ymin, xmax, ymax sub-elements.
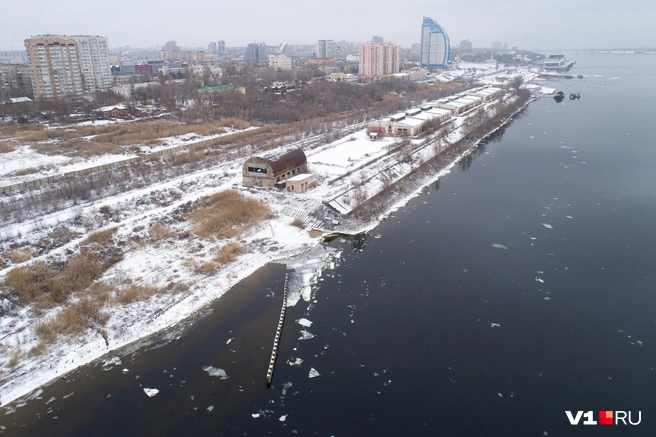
<box><xmin>1</xmin><ymin>0</ymin><xmax>654</xmax><ymax>52</ymax></box>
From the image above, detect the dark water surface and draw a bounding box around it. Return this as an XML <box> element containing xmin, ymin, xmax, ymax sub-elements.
<box><xmin>2</xmin><ymin>53</ymin><xmax>656</xmax><ymax>436</ymax></box>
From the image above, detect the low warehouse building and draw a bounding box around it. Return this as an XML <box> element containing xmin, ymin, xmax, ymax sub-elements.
<box><xmin>286</xmin><ymin>173</ymin><xmax>316</xmax><ymax>193</ymax></box>
<box><xmin>242</xmin><ymin>148</ymin><xmax>308</xmax><ymax>188</ymax></box>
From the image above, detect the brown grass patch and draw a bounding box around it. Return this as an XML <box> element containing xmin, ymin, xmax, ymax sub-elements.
<box><xmin>199</xmin><ymin>261</ymin><xmax>217</xmax><ymax>275</ymax></box>
<box><xmin>114</xmin><ymin>283</ymin><xmax>163</xmax><ymax>304</ymax></box>
<box><xmin>34</xmin><ymin>297</ymin><xmax>108</xmax><ymax>344</ymax></box>
<box><xmin>215</xmin><ymin>242</ymin><xmax>246</xmax><ymax>265</ymax></box>
<box><xmin>6</xmin><ymin>248</ymin><xmax>32</xmax><ymax>264</ymax></box>
<box><xmin>12</xmin><ymin>167</ymin><xmax>39</xmax><ymax>176</ymax></box>
<box><xmin>149</xmin><ymin>224</ymin><xmax>173</xmax><ymax>241</ymax></box>
<box><xmin>291</xmin><ymin>217</ymin><xmax>305</xmax><ymax>229</ymax></box>
<box><xmin>167</xmin><ymin>281</ymin><xmax>190</xmax><ymax>293</ymax></box>
<box><xmin>189</xmin><ymin>190</ymin><xmax>269</xmax><ymax>239</ymax></box>
<box><xmin>4</xmin><ymin>254</ymin><xmax>105</xmax><ymax>306</ymax></box>
<box><xmin>82</xmin><ymin>227</ymin><xmax>116</xmax><ymax>246</ymax></box>
<box><xmin>28</xmin><ymin>342</ymin><xmax>48</xmax><ymax>357</ymax></box>
<box><xmin>0</xmin><ymin>141</ymin><xmax>16</xmax><ymax>154</ymax></box>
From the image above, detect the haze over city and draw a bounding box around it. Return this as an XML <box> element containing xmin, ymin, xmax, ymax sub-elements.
<box><xmin>1</xmin><ymin>0</ymin><xmax>654</xmax><ymax>50</ymax></box>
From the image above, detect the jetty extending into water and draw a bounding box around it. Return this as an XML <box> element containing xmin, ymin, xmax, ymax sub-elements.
<box><xmin>266</xmin><ymin>273</ymin><xmax>289</xmax><ymax>385</ymax></box>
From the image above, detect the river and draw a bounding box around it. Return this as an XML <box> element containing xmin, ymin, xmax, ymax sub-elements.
<box><xmin>1</xmin><ymin>52</ymin><xmax>655</xmax><ymax>436</ymax></box>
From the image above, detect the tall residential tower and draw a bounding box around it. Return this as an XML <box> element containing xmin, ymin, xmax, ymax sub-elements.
<box><xmin>420</xmin><ymin>17</ymin><xmax>450</xmax><ymax>68</ymax></box>
<box><xmin>24</xmin><ymin>36</ymin><xmax>84</xmax><ymax>101</ymax></box>
<box><xmin>360</xmin><ymin>42</ymin><xmax>400</xmax><ymax>78</ymax></box>
<box><xmin>25</xmin><ymin>34</ymin><xmax>111</xmax><ymax>101</ymax></box>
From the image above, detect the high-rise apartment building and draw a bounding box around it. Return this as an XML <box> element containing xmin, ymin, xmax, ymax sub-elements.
<box><xmin>25</xmin><ymin>34</ymin><xmax>111</xmax><ymax>101</ymax></box>
<box><xmin>24</xmin><ymin>36</ymin><xmax>84</xmax><ymax>101</ymax></box>
<box><xmin>460</xmin><ymin>39</ymin><xmax>473</xmax><ymax>51</ymax></box>
<box><xmin>317</xmin><ymin>40</ymin><xmax>336</xmax><ymax>59</ymax></box>
<box><xmin>372</xmin><ymin>36</ymin><xmax>384</xmax><ymax>43</ymax></box>
<box><xmin>359</xmin><ymin>41</ymin><xmax>400</xmax><ymax>78</ymax></box>
<box><xmin>70</xmin><ymin>35</ymin><xmax>112</xmax><ymax>92</ymax></box>
<box><xmin>420</xmin><ymin>17</ymin><xmax>450</xmax><ymax>68</ymax></box>
<box><xmin>217</xmin><ymin>41</ymin><xmax>226</xmax><ymax>56</ymax></box>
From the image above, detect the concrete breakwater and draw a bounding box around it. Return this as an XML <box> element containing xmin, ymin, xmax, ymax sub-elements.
<box><xmin>266</xmin><ymin>273</ymin><xmax>289</xmax><ymax>385</ymax></box>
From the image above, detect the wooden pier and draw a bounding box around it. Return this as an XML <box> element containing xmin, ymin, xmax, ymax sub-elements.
<box><xmin>266</xmin><ymin>273</ymin><xmax>289</xmax><ymax>385</ymax></box>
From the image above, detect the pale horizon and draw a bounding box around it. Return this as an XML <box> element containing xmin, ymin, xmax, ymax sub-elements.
<box><xmin>1</xmin><ymin>0</ymin><xmax>654</xmax><ymax>53</ymax></box>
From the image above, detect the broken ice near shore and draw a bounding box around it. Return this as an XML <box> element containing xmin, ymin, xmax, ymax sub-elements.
<box><xmin>202</xmin><ymin>366</ymin><xmax>229</xmax><ymax>379</ymax></box>
<box><xmin>143</xmin><ymin>388</ymin><xmax>159</xmax><ymax>397</ymax></box>
<box><xmin>309</xmin><ymin>367</ymin><xmax>321</xmax><ymax>378</ymax></box>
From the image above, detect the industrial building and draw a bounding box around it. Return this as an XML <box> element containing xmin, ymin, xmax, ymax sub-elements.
<box><xmin>242</xmin><ymin>148</ymin><xmax>308</xmax><ymax>188</ymax></box>
<box><xmin>368</xmin><ymin>86</ymin><xmax>504</xmax><ymax>136</ymax></box>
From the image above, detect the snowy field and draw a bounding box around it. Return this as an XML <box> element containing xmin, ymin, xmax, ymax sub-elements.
<box><xmin>0</xmin><ymin>127</ymin><xmax>255</xmax><ymax>187</ymax></box>
<box><xmin>307</xmin><ymin>129</ymin><xmax>398</xmax><ymax>179</ymax></box>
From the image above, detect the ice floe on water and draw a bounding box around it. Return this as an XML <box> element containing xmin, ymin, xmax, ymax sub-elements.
<box><xmin>102</xmin><ymin>356</ymin><xmax>122</xmax><ymax>370</ymax></box>
<box><xmin>251</xmin><ymin>408</ymin><xmax>273</xmax><ymax>419</ymax></box>
<box><xmin>298</xmin><ymin>330</ymin><xmax>315</xmax><ymax>340</ymax></box>
<box><xmin>308</xmin><ymin>367</ymin><xmax>321</xmax><ymax>378</ymax></box>
<box><xmin>207</xmin><ymin>405</ymin><xmax>214</xmax><ymax>412</ymax></box>
<box><xmin>226</xmin><ymin>337</ymin><xmax>235</xmax><ymax>344</ymax></box>
<box><xmin>281</xmin><ymin>381</ymin><xmax>293</xmax><ymax>395</ymax></box>
<box><xmin>492</xmin><ymin>243</ymin><xmax>508</xmax><ymax>250</ymax></box>
<box><xmin>202</xmin><ymin>366</ymin><xmax>229</xmax><ymax>379</ymax></box>
<box><xmin>143</xmin><ymin>388</ymin><xmax>159</xmax><ymax>397</ymax></box>
<box><xmin>490</xmin><ymin>323</ymin><xmax>501</xmax><ymax>328</ymax></box>
<box><xmin>535</xmin><ymin>277</ymin><xmax>544</xmax><ymax>283</ymax></box>
<box><xmin>279</xmin><ymin>414</ymin><xmax>288</xmax><ymax>422</ymax></box>
<box><xmin>287</xmin><ymin>357</ymin><xmax>304</xmax><ymax>367</ymax></box>
<box><xmin>25</xmin><ymin>388</ymin><xmax>43</xmax><ymax>401</ymax></box>
<box><xmin>296</xmin><ymin>318</ymin><xmax>313</xmax><ymax>328</ymax></box>
<box><xmin>540</xmin><ymin>223</ymin><xmax>553</xmax><ymax>229</ymax></box>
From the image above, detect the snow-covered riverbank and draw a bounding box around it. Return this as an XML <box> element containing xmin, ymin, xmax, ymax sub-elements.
<box><xmin>0</xmin><ymin>90</ymin><xmax>534</xmax><ymax>410</ymax></box>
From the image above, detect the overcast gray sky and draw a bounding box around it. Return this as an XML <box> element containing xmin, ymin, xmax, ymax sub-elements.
<box><xmin>1</xmin><ymin>0</ymin><xmax>654</xmax><ymax>51</ymax></box>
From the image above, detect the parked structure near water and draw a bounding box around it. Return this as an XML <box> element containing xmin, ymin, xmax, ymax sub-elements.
<box><xmin>242</xmin><ymin>148</ymin><xmax>308</xmax><ymax>188</ymax></box>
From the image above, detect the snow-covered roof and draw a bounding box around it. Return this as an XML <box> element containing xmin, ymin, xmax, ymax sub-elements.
<box><xmin>396</xmin><ymin>118</ymin><xmax>424</xmax><ymax>127</ymax></box>
<box><xmin>8</xmin><ymin>97</ymin><xmax>32</xmax><ymax>103</ymax></box>
<box><xmin>426</xmin><ymin>108</ymin><xmax>451</xmax><ymax>116</ymax></box>
<box><xmin>97</xmin><ymin>104</ymin><xmax>128</xmax><ymax>112</ymax></box>
<box><xmin>410</xmin><ymin>112</ymin><xmax>439</xmax><ymax>122</ymax></box>
<box><xmin>287</xmin><ymin>173</ymin><xmax>315</xmax><ymax>182</ymax></box>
